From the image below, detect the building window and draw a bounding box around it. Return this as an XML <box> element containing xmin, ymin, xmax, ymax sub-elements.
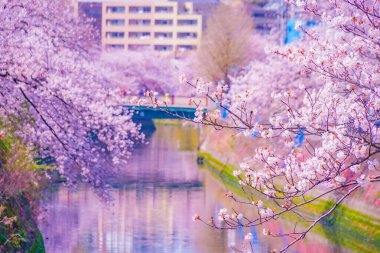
<box><xmin>106</xmin><ymin>32</ymin><xmax>125</xmax><ymax>38</ymax></box>
<box><xmin>154</xmin><ymin>45</ymin><xmax>173</xmax><ymax>51</ymax></box>
<box><xmin>252</xmin><ymin>11</ymin><xmax>277</xmax><ymax>19</ymax></box>
<box><xmin>106</xmin><ymin>6</ymin><xmax>125</xmax><ymax>13</ymax></box>
<box><xmin>253</xmin><ymin>12</ymin><xmax>266</xmax><ymax>18</ymax></box>
<box><xmin>177</xmin><ymin>45</ymin><xmax>197</xmax><ymax>51</ymax></box>
<box><xmin>155</xmin><ymin>32</ymin><xmax>173</xmax><ymax>39</ymax></box>
<box><xmin>129</xmin><ymin>6</ymin><xmax>151</xmax><ymax>13</ymax></box>
<box><xmin>177</xmin><ymin>32</ymin><xmax>197</xmax><ymax>39</ymax></box>
<box><xmin>177</xmin><ymin>19</ymin><xmax>197</xmax><ymax>26</ymax></box>
<box><xmin>128</xmin><ymin>44</ymin><xmax>150</xmax><ymax>50</ymax></box>
<box><xmin>256</xmin><ymin>24</ymin><xmax>271</xmax><ymax>31</ymax></box>
<box><xmin>129</xmin><ymin>32</ymin><xmax>151</xmax><ymax>39</ymax></box>
<box><xmin>106</xmin><ymin>44</ymin><xmax>125</xmax><ymax>49</ymax></box>
<box><xmin>129</xmin><ymin>19</ymin><xmax>151</xmax><ymax>26</ymax></box>
<box><xmin>155</xmin><ymin>19</ymin><xmax>173</xmax><ymax>26</ymax></box>
<box><xmin>155</xmin><ymin>6</ymin><xmax>173</xmax><ymax>13</ymax></box>
<box><xmin>106</xmin><ymin>19</ymin><xmax>125</xmax><ymax>26</ymax></box>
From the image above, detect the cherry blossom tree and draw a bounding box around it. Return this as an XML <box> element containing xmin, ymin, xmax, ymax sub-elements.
<box><xmin>0</xmin><ymin>0</ymin><xmax>141</xmax><ymax>194</ymax></box>
<box><xmin>229</xmin><ymin>53</ymin><xmax>321</xmax><ymax>119</ymax></box>
<box><xmin>152</xmin><ymin>0</ymin><xmax>380</xmax><ymax>251</ymax></box>
<box><xmin>102</xmin><ymin>49</ymin><xmax>191</xmax><ymax>96</ymax></box>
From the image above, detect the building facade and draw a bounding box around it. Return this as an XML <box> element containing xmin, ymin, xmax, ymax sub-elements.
<box><xmin>251</xmin><ymin>4</ymin><xmax>280</xmax><ymax>34</ymax></box>
<box><xmin>74</xmin><ymin>0</ymin><xmax>202</xmax><ymax>57</ymax></box>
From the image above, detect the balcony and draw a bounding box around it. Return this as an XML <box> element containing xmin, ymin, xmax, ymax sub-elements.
<box><xmin>154</xmin><ymin>45</ymin><xmax>173</xmax><ymax>51</ymax></box>
<box><xmin>129</xmin><ymin>6</ymin><xmax>151</xmax><ymax>13</ymax></box>
<box><xmin>106</xmin><ymin>19</ymin><xmax>125</xmax><ymax>26</ymax></box>
<box><xmin>177</xmin><ymin>45</ymin><xmax>197</xmax><ymax>51</ymax></box>
<box><xmin>155</xmin><ymin>32</ymin><xmax>173</xmax><ymax>39</ymax></box>
<box><xmin>128</xmin><ymin>44</ymin><xmax>150</xmax><ymax>50</ymax></box>
<box><xmin>106</xmin><ymin>6</ymin><xmax>125</xmax><ymax>13</ymax></box>
<box><xmin>129</xmin><ymin>32</ymin><xmax>151</xmax><ymax>39</ymax></box>
<box><xmin>129</xmin><ymin>19</ymin><xmax>151</xmax><ymax>26</ymax></box>
<box><xmin>106</xmin><ymin>32</ymin><xmax>125</xmax><ymax>38</ymax></box>
<box><xmin>177</xmin><ymin>32</ymin><xmax>197</xmax><ymax>39</ymax></box>
<box><xmin>155</xmin><ymin>6</ymin><xmax>174</xmax><ymax>13</ymax></box>
<box><xmin>106</xmin><ymin>44</ymin><xmax>125</xmax><ymax>49</ymax></box>
<box><xmin>177</xmin><ymin>19</ymin><xmax>198</xmax><ymax>26</ymax></box>
<box><xmin>155</xmin><ymin>19</ymin><xmax>173</xmax><ymax>26</ymax></box>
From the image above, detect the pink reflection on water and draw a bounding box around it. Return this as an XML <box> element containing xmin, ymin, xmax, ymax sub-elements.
<box><xmin>40</xmin><ymin>183</ymin><xmax>233</xmax><ymax>253</ymax></box>
<box><xmin>39</xmin><ymin>125</ymin><xmax>349</xmax><ymax>253</ymax></box>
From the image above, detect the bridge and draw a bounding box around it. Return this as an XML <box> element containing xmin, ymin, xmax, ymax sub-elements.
<box><xmin>124</xmin><ymin>106</ymin><xmax>198</xmax><ymax>120</ymax></box>
<box><xmin>120</xmin><ymin>95</ymin><xmax>210</xmax><ymax>120</ymax></box>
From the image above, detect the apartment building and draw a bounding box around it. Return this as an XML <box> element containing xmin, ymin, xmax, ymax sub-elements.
<box><xmin>74</xmin><ymin>0</ymin><xmax>202</xmax><ymax>57</ymax></box>
<box><xmin>251</xmin><ymin>4</ymin><xmax>280</xmax><ymax>34</ymax></box>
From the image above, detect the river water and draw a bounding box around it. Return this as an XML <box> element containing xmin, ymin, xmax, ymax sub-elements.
<box><xmin>39</xmin><ymin>123</ymin><xmax>350</xmax><ymax>253</ymax></box>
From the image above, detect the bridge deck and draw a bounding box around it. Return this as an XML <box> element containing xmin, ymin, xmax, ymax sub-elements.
<box><xmin>124</xmin><ymin>105</ymin><xmax>198</xmax><ymax>120</ymax></box>
<box><xmin>117</xmin><ymin>95</ymin><xmax>211</xmax><ymax>120</ymax></box>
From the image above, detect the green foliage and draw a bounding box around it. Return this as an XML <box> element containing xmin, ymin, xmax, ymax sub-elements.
<box><xmin>197</xmin><ymin>151</ymin><xmax>244</xmax><ymax>195</ymax></box>
<box><xmin>27</xmin><ymin>231</ymin><xmax>45</xmax><ymax>253</ymax></box>
<box><xmin>0</xmin><ymin>195</ymin><xmax>46</xmax><ymax>253</ymax></box>
<box><xmin>155</xmin><ymin>122</ymin><xmax>199</xmax><ymax>151</ymax></box>
<box><xmin>153</xmin><ymin>119</ymin><xmax>184</xmax><ymax>126</ymax></box>
<box><xmin>0</xmin><ymin>118</ymin><xmax>47</xmax><ymax>253</ymax></box>
<box><xmin>317</xmin><ymin>201</ymin><xmax>380</xmax><ymax>253</ymax></box>
<box><xmin>0</xmin><ymin>126</ymin><xmax>54</xmax><ymax>172</ymax></box>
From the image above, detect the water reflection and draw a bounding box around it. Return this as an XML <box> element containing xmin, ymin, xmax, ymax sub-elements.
<box><xmin>40</xmin><ymin>123</ymin><xmax>349</xmax><ymax>253</ymax></box>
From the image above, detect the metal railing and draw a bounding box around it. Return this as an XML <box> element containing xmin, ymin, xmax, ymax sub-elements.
<box><xmin>119</xmin><ymin>94</ymin><xmax>209</xmax><ymax>108</ymax></box>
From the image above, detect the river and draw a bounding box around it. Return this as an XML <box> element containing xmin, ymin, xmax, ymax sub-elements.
<box><xmin>39</xmin><ymin>122</ymin><xmax>351</xmax><ymax>253</ymax></box>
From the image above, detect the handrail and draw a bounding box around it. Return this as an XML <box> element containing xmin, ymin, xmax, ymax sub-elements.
<box><xmin>119</xmin><ymin>94</ymin><xmax>209</xmax><ymax>108</ymax></box>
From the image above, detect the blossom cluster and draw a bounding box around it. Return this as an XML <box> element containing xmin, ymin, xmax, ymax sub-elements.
<box><xmin>189</xmin><ymin>0</ymin><xmax>380</xmax><ymax>251</ymax></box>
<box><xmin>0</xmin><ymin>0</ymin><xmax>142</xmax><ymax>194</ymax></box>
